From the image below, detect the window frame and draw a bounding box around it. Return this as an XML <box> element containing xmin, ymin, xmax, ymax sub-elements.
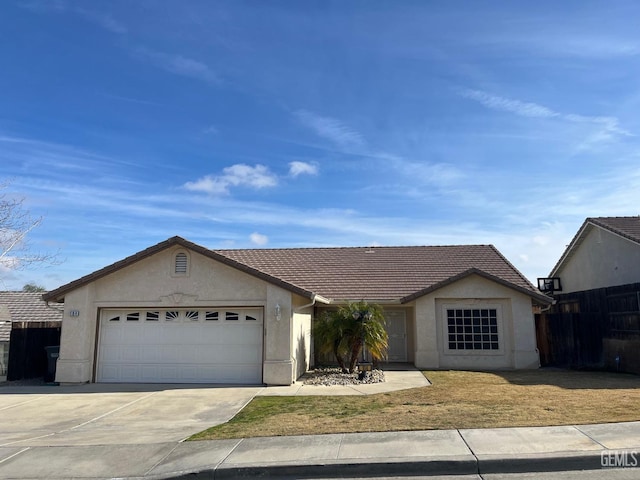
<box><xmin>441</xmin><ymin>303</ymin><xmax>504</xmax><ymax>355</ymax></box>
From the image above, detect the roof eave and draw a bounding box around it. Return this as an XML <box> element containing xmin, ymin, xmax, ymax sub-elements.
<box><xmin>42</xmin><ymin>236</ymin><xmax>317</xmax><ymax>303</ymax></box>
<box><xmin>549</xmin><ymin>219</ymin><xmax>591</xmax><ymax>278</ymax></box>
<box><xmin>323</xmin><ymin>298</ymin><xmax>403</xmax><ymax>305</ymax></box>
<box><xmin>400</xmin><ymin>268</ymin><xmax>553</xmax><ymax>305</ymax></box>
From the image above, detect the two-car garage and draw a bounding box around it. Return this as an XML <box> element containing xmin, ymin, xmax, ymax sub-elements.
<box><xmin>96</xmin><ymin>307</ymin><xmax>263</xmax><ymax>384</ymax></box>
<box><xmin>43</xmin><ymin>237</ymin><xmax>318</xmax><ymax>386</ymax></box>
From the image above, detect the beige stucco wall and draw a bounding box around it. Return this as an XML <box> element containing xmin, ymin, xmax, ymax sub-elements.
<box><xmin>55</xmin><ymin>246</ymin><xmax>299</xmax><ymax>385</ymax></box>
<box><xmin>291</xmin><ymin>295</ymin><xmax>313</xmax><ymax>379</ymax></box>
<box><xmin>556</xmin><ymin>226</ymin><xmax>640</xmax><ymax>294</ymax></box>
<box><xmin>312</xmin><ymin>306</ymin><xmax>414</xmax><ymax>366</ymax></box>
<box><xmin>413</xmin><ymin>274</ymin><xmax>539</xmax><ymax>370</ymax></box>
<box><xmin>262</xmin><ymin>284</ymin><xmax>295</xmax><ymax>385</ymax></box>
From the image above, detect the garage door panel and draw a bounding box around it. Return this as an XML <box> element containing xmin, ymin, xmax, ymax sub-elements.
<box><xmin>210</xmin><ymin>345</ymin><xmax>256</xmax><ymax>363</ymax></box>
<box><xmin>177</xmin><ymin>327</ymin><xmax>202</xmax><ymax>344</ymax></box>
<box><xmin>100</xmin><ymin>365</ymin><xmax>119</xmax><ymax>382</ymax></box>
<box><xmin>118</xmin><ymin>325</ymin><xmax>145</xmax><ymax>344</ymax></box>
<box><xmin>100</xmin><ymin>327</ymin><xmax>122</xmax><ymax>345</ymax></box>
<box><xmin>120</xmin><ymin>365</ymin><xmax>141</xmax><ymax>382</ymax></box>
<box><xmin>100</xmin><ymin>345</ymin><xmax>121</xmax><ymax>363</ymax></box>
<box><xmin>97</xmin><ymin>308</ymin><xmax>263</xmax><ymax>384</ymax></box>
<box><xmin>158</xmin><ymin>345</ymin><xmax>186</xmax><ymax>363</ymax></box>
<box><xmin>138</xmin><ymin>345</ymin><xmax>161</xmax><ymax>362</ymax></box>
<box><xmin>121</xmin><ymin>345</ymin><xmax>142</xmax><ymax>362</ymax></box>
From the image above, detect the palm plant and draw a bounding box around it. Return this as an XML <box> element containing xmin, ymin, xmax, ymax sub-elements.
<box><xmin>314</xmin><ymin>301</ymin><xmax>388</xmax><ymax>373</ymax></box>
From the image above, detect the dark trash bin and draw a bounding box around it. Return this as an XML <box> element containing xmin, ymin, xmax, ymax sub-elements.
<box><xmin>44</xmin><ymin>346</ymin><xmax>60</xmax><ymax>383</ymax></box>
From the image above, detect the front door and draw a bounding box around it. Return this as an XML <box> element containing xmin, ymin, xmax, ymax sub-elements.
<box><xmin>386</xmin><ymin>310</ymin><xmax>407</xmax><ymax>362</ymax></box>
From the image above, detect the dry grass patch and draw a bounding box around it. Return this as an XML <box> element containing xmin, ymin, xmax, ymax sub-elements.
<box><xmin>189</xmin><ymin>369</ymin><xmax>640</xmax><ymax>440</ymax></box>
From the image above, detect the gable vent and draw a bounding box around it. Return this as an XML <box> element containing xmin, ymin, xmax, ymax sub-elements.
<box><xmin>175</xmin><ymin>253</ymin><xmax>188</xmax><ymax>274</ymax></box>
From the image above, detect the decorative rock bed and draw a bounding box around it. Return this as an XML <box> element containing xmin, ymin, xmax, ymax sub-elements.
<box><xmin>303</xmin><ymin>367</ymin><xmax>386</xmax><ymax>386</ymax></box>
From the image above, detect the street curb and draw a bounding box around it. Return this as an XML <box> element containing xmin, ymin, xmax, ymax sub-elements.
<box><xmin>161</xmin><ymin>453</ymin><xmax>611</xmax><ymax>479</ymax></box>
<box><xmin>477</xmin><ymin>451</ymin><xmax>605</xmax><ymax>474</ymax></box>
<box><xmin>214</xmin><ymin>458</ymin><xmax>478</xmax><ymax>479</ymax></box>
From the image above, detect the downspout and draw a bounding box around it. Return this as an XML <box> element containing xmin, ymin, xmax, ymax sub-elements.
<box><xmin>538</xmin><ymin>298</ymin><xmax>557</xmax><ymax>313</ymax></box>
<box><xmin>296</xmin><ymin>294</ymin><xmax>318</xmax><ymax>312</ymax></box>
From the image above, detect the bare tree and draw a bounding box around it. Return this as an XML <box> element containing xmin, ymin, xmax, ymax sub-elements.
<box><xmin>0</xmin><ymin>183</ymin><xmax>58</xmax><ymax>274</ymax></box>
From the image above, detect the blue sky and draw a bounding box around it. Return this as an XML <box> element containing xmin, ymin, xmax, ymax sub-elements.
<box><xmin>2</xmin><ymin>1</ymin><xmax>640</xmax><ymax>290</ymax></box>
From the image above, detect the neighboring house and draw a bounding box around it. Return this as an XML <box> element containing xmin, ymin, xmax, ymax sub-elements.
<box><xmin>538</xmin><ymin>216</ymin><xmax>640</xmax><ymax>373</ymax></box>
<box><xmin>550</xmin><ymin>216</ymin><xmax>640</xmax><ymax>294</ymax></box>
<box><xmin>0</xmin><ymin>292</ymin><xmax>64</xmax><ymax>381</ymax></box>
<box><xmin>43</xmin><ymin>236</ymin><xmax>550</xmax><ymax>385</ymax></box>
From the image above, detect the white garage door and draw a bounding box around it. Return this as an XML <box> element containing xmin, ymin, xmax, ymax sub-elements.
<box><xmin>97</xmin><ymin>308</ymin><xmax>263</xmax><ymax>384</ymax></box>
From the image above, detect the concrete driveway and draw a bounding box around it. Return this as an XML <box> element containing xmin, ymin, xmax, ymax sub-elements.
<box><xmin>0</xmin><ymin>384</ymin><xmax>261</xmax><ymax>447</ymax></box>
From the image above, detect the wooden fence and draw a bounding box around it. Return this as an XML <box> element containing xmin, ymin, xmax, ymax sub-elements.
<box><xmin>535</xmin><ymin>282</ymin><xmax>640</xmax><ymax>374</ymax></box>
<box><xmin>7</xmin><ymin>321</ymin><xmax>61</xmax><ymax>381</ymax></box>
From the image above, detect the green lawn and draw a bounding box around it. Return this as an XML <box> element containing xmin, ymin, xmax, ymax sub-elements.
<box><xmin>190</xmin><ymin>369</ymin><xmax>640</xmax><ymax>440</ymax></box>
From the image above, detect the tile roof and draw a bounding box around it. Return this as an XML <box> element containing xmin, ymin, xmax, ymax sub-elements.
<box><xmin>0</xmin><ymin>292</ymin><xmax>64</xmax><ymax>329</ymax></box>
<box><xmin>214</xmin><ymin>244</ymin><xmax>543</xmax><ymax>302</ymax></box>
<box><xmin>589</xmin><ymin>216</ymin><xmax>640</xmax><ymax>244</ymax></box>
<box><xmin>550</xmin><ymin>216</ymin><xmax>640</xmax><ymax>276</ymax></box>
<box><xmin>43</xmin><ymin>237</ymin><xmax>549</xmax><ymax>304</ymax></box>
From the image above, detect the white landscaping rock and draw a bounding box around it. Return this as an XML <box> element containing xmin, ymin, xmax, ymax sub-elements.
<box><xmin>303</xmin><ymin>367</ymin><xmax>386</xmax><ymax>386</ymax></box>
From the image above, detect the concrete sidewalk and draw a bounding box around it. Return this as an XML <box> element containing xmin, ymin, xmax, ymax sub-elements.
<box><xmin>1</xmin><ymin>422</ymin><xmax>638</xmax><ymax>479</ymax></box>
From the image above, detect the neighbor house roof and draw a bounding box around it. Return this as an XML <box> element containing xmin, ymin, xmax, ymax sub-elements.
<box><xmin>44</xmin><ymin>237</ymin><xmax>550</xmax><ymax>305</ymax></box>
<box><xmin>589</xmin><ymin>217</ymin><xmax>640</xmax><ymax>244</ymax></box>
<box><xmin>550</xmin><ymin>216</ymin><xmax>640</xmax><ymax>277</ymax></box>
<box><xmin>0</xmin><ymin>292</ymin><xmax>64</xmax><ymax>342</ymax></box>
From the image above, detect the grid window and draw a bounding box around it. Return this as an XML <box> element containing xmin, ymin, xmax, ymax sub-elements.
<box><xmin>447</xmin><ymin>308</ymin><xmax>498</xmax><ymax>351</ymax></box>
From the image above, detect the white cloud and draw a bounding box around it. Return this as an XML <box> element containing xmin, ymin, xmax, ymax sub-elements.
<box><xmin>249</xmin><ymin>232</ymin><xmax>268</xmax><ymax>246</ymax></box>
<box><xmin>204</xmin><ymin>125</ymin><xmax>219</xmax><ymax>135</ymax></box>
<box><xmin>510</xmin><ymin>34</ymin><xmax>640</xmax><ymax>59</ymax></box>
<box><xmin>295</xmin><ymin>110</ymin><xmax>364</xmax><ymax>147</ymax></box>
<box><xmin>21</xmin><ymin>1</ymin><xmax>126</xmax><ymax>34</ymax></box>
<box><xmin>75</xmin><ymin>7</ymin><xmax>127</xmax><ymax>34</ymax></box>
<box><xmin>460</xmin><ymin>89</ymin><xmax>633</xmax><ymax>147</ymax></box>
<box><xmin>392</xmin><ymin>159</ymin><xmax>465</xmax><ymax>187</ymax></box>
<box><xmin>183</xmin><ymin>176</ymin><xmax>229</xmax><ymax>195</ymax></box>
<box><xmin>223</xmin><ymin>164</ymin><xmax>278</xmax><ymax>188</ymax></box>
<box><xmin>136</xmin><ymin>48</ymin><xmax>220</xmax><ymax>84</ymax></box>
<box><xmin>184</xmin><ymin>164</ymin><xmax>278</xmax><ymax>195</ymax></box>
<box><xmin>461</xmin><ymin>89</ymin><xmax>559</xmax><ymax>119</ymax></box>
<box><xmin>289</xmin><ymin>161</ymin><xmax>318</xmax><ymax>177</ymax></box>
